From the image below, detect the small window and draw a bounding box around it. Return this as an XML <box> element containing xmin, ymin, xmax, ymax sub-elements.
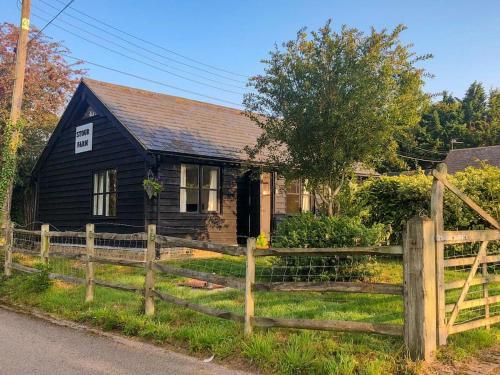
<box><xmin>180</xmin><ymin>165</ymin><xmax>199</xmax><ymax>212</ymax></box>
<box><xmin>201</xmin><ymin>166</ymin><xmax>219</xmax><ymax>213</ymax></box>
<box><xmin>83</xmin><ymin>106</ymin><xmax>97</xmax><ymax>119</ymax></box>
<box><xmin>286</xmin><ymin>179</ymin><xmax>311</xmax><ymax>214</ymax></box>
<box><xmin>180</xmin><ymin>164</ymin><xmax>219</xmax><ymax>213</ymax></box>
<box><xmin>93</xmin><ymin>170</ymin><xmax>117</xmax><ymax>216</ymax></box>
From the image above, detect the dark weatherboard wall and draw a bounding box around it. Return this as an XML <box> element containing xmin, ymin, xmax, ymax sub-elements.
<box><xmin>148</xmin><ymin>157</ymin><xmax>240</xmax><ymax>244</ymax></box>
<box><xmin>36</xmin><ymin>112</ymin><xmax>147</xmax><ymax>233</ymax></box>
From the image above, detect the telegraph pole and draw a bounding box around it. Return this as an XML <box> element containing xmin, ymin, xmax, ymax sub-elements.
<box><xmin>10</xmin><ymin>0</ymin><xmax>31</xmax><ymax>123</ymax></box>
<box><xmin>1</xmin><ymin>0</ymin><xmax>31</xmax><ymax>229</ymax></box>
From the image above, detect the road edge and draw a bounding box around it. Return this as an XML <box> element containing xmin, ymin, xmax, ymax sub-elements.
<box><xmin>0</xmin><ymin>299</ymin><xmax>253</xmax><ymax>374</ymax></box>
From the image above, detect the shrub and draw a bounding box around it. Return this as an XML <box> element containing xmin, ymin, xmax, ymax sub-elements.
<box><xmin>256</xmin><ymin>232</ymin><xmax>269</xmax><ymax>249</ymax></box>
<box><xmin>23</xmin><ymin>263</ymin><xmax>52</xmax><ymax>293</ymax></box>
<box><xmin>272</xmin><ymin>213</ymin><xmax>388</xmax><ymax>249</ymax></box>
<box><xmin>272</xmin><ymin>213</ymin><xmax>388</xmax><ymax>281</ymax></box>
<box><xmin>358</xmin><ymin>164</ymin><xmax>500</xmax><ymax>243</ymax></box>
<box><xmin>357</xmin><ymin>173</ymin><xmax>431</xmax><ymax>243</ymax></box>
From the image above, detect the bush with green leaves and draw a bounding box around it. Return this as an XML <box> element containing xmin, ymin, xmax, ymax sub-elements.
<box><xmin>358</xmin><ymin>164</ymin><xmax>500</xmax><ymax>243</ymax></box>
<box><xmin>23</xmin><ymin>263</ymin><xmax>52</xmax><ymax>293</ymax></box>
<box><xmin>272</xmin><ymin>213</ymin><xmax>388</xmax><ymax>249</ymax></box>
<box><xmin>271</xmin><ymin>213</ymin><xmax>388</xmax><ymax>281</ymax></box>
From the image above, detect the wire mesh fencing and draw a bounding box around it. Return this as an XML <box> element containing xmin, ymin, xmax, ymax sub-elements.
<box><xmin>154</xmin><ymin>240</ymin><xmax>404</xmax><ymax>327</ymax></box>
<box><xmin>49</xmin><ymin>233</ymin><xmax>86</xmax><ymax>279</ymax></box>
<box><xmin>8</xmin><ymin>227</ymin><xmax>149</xmax><ymax>289</ymax></box>
<box><xmin>443</xmin><ymin>241</ymin><xmax>500</xmax><ymax>327</ymax></box>
<box><xmin>5</xmin><ymin>224</ymin><xmax>405</xmax><ymax>336</ymax></box>
<box><xmin>11</xmin><ymin>229</ymin><xmax>41</xmax><ymax>270</ymax></box>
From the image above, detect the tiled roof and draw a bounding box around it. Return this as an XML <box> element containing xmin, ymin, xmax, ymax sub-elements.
<box><xmin>83</xmin><ymin>79</ymin><xmax>262</xmax><ymax>161</ymax></box>
<box><xmin>443</xmin><ymin>145</ymin><xmax>500</xmax><ymax>173</ymax></box>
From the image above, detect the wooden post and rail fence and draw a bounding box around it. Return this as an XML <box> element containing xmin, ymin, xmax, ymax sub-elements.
<box><xmin>1</xmin><ymin>164</ymin><xmax>498</xmax><ymax>361</ymax></box>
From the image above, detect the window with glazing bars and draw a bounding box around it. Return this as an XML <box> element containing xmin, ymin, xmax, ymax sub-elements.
<box><xmin>285</xmin><ymin>179</ymin><xmax>311</xmax><ymax>214</ymax></box>
<box><xmin>92</xmin><ymin>170</ymin><xmax>117</xmax><ymax>216</ymax></box>
<box><xmin>180</xmin><ymin>164</ymin><xmax>219</xmax><ymax>213</ymax></box>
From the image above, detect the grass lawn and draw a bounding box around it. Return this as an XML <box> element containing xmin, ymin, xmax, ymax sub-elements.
<box><xmin>0</xmin><ymin>254</ymin><xmax>498</xmax><ymax>374</ymax></box>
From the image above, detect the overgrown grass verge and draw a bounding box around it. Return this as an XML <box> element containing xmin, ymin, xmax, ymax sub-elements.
<box><xmin>0</xmin><ymin>259</ymin><xmax>497</xmax><ymax>374</ymax></box>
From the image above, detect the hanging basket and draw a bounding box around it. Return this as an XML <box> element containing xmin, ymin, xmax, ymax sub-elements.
<box><xmin>143</xmin><ymin>175</ymin><xmax>163</xmax><ymax>199</ymax></box>
<box><xmin>144</xmin><ymin>184</ymin><xmax>155</xmax><ymax>199</ymax></box>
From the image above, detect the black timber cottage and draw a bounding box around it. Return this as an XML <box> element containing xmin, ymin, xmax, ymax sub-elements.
<box><xmin>33</xmin><ymin>79</ymin><xmax>274</xmax><ymax>244</ymax></box>
<box><xmin>33</xmin><ymin>79</ymin><xmax>374</xmax><ymax>244</ymax></box>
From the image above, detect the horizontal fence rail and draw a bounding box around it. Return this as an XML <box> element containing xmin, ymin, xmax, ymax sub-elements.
<box><xmin>155</xmin><ymin>234</ymin><xmax>246</xmax><ymax>256</ymax></box>
<box><xmin>254</xmin><ymin>281</ymin><xmax>404</xmax><ymax>295</ymax></box>
<box><xmin>256</xmin><ymin>245</ymin><xmax>403</xmax><ymax>257</ymax></box>
<box><xmin>437</xmin><ymin>230</ymin><xmax>500</xmax><ymax>244</ymax></box>
<box><xmin>252</xmin><ymin>316</ymin><xmax>403</xmax><ymax>336</ymax></box>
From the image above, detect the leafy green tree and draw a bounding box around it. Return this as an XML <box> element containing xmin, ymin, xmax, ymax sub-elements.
<box><xmin>412</xmin><ymin>92</ymin><xmax>465</xmax><ymax>153</ymax></box>
<box><xmin>486</xmin><ymin>89</ymin><xmax>500</xmax><ymax>145</ymax></box>
<box><xmin>462</xmin><ymin>81</ymin><xmax>487</xmax><ymax>124</ymax></box>
<box><xmin>245</xmin><ymin>21</ymin><xmax>430</xmax><ymax>215</ymax></box>
<box><xmin>400</xmin><ymin>82</ymin><xmax>500</xmax><ymax>170</ymax></box>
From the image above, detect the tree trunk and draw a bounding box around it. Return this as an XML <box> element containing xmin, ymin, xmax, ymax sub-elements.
<box><xmin>326</xmin><ymin>184</ymin><xmax>342</xmax><ymax>216</ymax></box>
<box><xmin>327</xmin><ymin>199</ymin><xmax>334</xmax><ymax>216</ymax></box>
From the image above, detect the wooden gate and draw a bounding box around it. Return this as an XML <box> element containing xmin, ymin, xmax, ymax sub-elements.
<box><xmin>431</xmin><ymin>163</ymin><xmax>500</xmax><ymax>345</ymax></box>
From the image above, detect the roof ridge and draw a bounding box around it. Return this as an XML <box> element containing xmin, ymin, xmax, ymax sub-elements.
<box><xmin>449</xmin><ymin>144</ymin><xmax>500</xmax><ymax>152</ymax></box>
<box><xmin>81</xmin><ymin>78</ymin><xmax>245</xmax><ymax>115</ymax></box>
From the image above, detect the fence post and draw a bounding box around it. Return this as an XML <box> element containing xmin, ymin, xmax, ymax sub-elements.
<box><xmin>144</xmin><ymin>224</ymin><xmax>156</xmax><ymax>316</ymax></box>
<box><xmin>403</xmin><ymin>216</ymin><xmax>437</xmax><ymax>361</ymax></box>
<box><xmin>431</xmin><ymin>162</ymin><xmax>447</xmax><ymax>346</ymax></box>
<box><xmin>244</xmin><ymin>237</ymin><xmax>256</xmax><ymax>337</ymax></box>
<box><xmin>40</xmin><ymin>224</ymin><xmax>50</xmax><ymax>265</ymax></box>
<box><xmin>85</xmin><ymin>224</ymin><xmax>95</xmax><ymax>303</ymax></box>
<box><xmin>3</xmin><ymin>222</ymin><xmax>13</xmax><ymax>277</ymax></box>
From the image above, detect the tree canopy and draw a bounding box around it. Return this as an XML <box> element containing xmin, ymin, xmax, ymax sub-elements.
<box><xmin>400</xmin><ymin>81</ymin><xmax>500</xmax><ymax>169</ymax></box>
<box><xmin>244</xmin><ymin>21</ymin><xmax>430</xmax><ymax>214</ymax></box>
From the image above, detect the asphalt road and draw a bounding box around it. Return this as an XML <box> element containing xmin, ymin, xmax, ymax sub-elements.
<box><xmin>0</xmin><ymin>307</ymin><xmax>249</xmax><ymax>375</ymax></box>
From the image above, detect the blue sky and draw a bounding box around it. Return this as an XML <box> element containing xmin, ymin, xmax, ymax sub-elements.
<box><xmin>3</xmin><ymin>0</ymin><xmax>500</xmax><ymax>108</ymax></box>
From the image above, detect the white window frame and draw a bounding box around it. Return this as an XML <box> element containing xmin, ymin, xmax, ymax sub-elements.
<box><xmin>180</xmin><ymin>164</ymin><xmax>220</xmax><ymax>213</ymax></box>
<box><xmin>285</xmin><ymin>179</ymin><xmax>311</xmax><ymax>214</ymax></box>
<box><xmin>92</xmin><ymin>169</ymin><xmax>117</xmax><ymax>217</ymax></box>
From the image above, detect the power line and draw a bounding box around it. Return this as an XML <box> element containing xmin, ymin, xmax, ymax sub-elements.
<box><xmin>59</xmin><ymin>52</ymin><xmax>243</xmax><ymax>107</ymax></box>
<box><xmin>30</xmin><ymin>4</ymin><xmax>247</xmax><ymax>91</ymax></box>
<box><xmin>396</xmin><ymin>153</ymin><xmax>443</xmax><ymax>163</ymax></box>
<box><xmin>396</xmin><ymin>138</ymin><xmax>448</xmax><ymax>156</ymax></box>
<box><xmin>394</xmin><ymin>134</ymin><xmax>448</xmax><ymax>156</ymax></box>
<box><xmin>28</xmin><ymin>0</ymin><xmax>74</xmax><ymax>45</ymax></box>
<box><xmin>30</xmin><ymin>12</ymin><xmax>246</xmax><ymax>96</ymax></box>
<box><xmin>410</xmin><ymin>143</ymin><xmax>448</xmax><ymax>155</ymax></box>
<box><xmin>40</xmin><ymin>0</ymin><xmax>249</xmax><ymax>81</ymax></box>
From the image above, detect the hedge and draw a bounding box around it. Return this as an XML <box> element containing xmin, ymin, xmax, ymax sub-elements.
<box><xmin>357</xmin><ymin>164</ymin><xmax>500</xmax><ymax>243</ymax></box>
<box><xmin>271</xmin><ymin>213</ymin><xmax>388</xmax><ymax>281</ymax></box>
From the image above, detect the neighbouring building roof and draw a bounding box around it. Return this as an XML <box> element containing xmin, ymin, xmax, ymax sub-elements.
<box><xmin>352</xmin><ymin>162</ymin><xmax>380</xmax><ymax>177</ymax></box>
<box><xmin>443</xmin><ymin>145</ymin><xmax>500</xmax><ymax>173</ymax></box>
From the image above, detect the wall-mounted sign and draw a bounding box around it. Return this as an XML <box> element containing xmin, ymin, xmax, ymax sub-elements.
<box><xmin>75</xmin><ymin>123</ymin><xmax>93</xmax><ymax>154</ymax></box>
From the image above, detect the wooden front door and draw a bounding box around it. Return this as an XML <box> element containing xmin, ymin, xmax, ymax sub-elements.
<box><xmin>237</xmin><ymin>171</ymin><xmax>261</xmax><ymax>244</ymax></box>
